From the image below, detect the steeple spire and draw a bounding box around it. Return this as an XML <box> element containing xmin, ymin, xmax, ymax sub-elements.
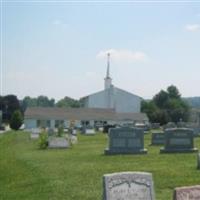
<box><xmin>104</xmin><ymin>52</ymin><xmax>112</xmax><ymax>90</ymax></box>
<box><xmin>106</xmin><ymin>53</ymin><xmax>110</xmax><ymax>78</ymax></box>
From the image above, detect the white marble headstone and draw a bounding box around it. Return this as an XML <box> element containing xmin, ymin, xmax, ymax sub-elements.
<box><xmin>103</xmin><ymin>172</ymin><xmax>155</xmax><ymax>200</ymax></box>
<box><xmin>85</xmin><ymin>129</ymin><xmax>95</xmax><ymax>135</ymax></box>
<box><xmin>48</xmin><ymin>137</ymin><xmax>69</xmax><ymax>148</ymax></box>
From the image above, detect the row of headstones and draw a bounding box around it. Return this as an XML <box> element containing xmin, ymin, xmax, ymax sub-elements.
<box><xmin>163</xmin><ymin>122</ymin><xmax>200</xmax><ymax>137</ymax></box>
<box><xmin>105</xmin><ymin>127</ymin><xmax>198</xmax><ymax>155</ymax></box>
<box><xmin>29</xmin><ymin>128</ymin><xmax>76</xmax><ymax>148</ymax></box>
<box><xmin>103</xmin><ymin>171</ymin><xmax>200</xmax><ymax>200</ymax></box>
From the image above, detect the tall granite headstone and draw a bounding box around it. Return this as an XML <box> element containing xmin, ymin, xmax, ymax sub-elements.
<box><xmin>160</xmin><ymin>128</ymin><xmax>198</xmax><ymax>153</ymax></box>
<box><xmin>103</xmin><ymin>172</ymin><xmax>155</xmax><ymax>200</ymax></box>
<box><xmin>173</xmin><ymin>185</ymin><xmax>200</xmax><ymax>200</ymax></box>
<box><xmin>104</xmin><ymin>127</ymin><xmax>147</xmax><ymax>155</ymax></box>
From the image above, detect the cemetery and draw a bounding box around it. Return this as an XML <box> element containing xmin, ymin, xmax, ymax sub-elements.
<box><xmin>1</xmin><ymin>129</ymin><xmax>200</xmax><ymax>200</ymax></box>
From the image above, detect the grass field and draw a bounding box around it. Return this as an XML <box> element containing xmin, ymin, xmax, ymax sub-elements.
<box><xmin>0</xmin><ymin>131</ymin><xmax>200</xmax><ymax>200</ymax></box>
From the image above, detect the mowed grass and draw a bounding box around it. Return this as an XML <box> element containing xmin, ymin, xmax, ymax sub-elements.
<box><xmin>0</xmin><ymin>131</ymin><xmax>200</xmax><ymax>200</ymax></box>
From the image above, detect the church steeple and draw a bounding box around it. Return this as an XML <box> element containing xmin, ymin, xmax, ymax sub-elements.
<box><xmin>104</xmin><ymin>53</ymin><xmax>112</xmax><ymax>89</ymax></box>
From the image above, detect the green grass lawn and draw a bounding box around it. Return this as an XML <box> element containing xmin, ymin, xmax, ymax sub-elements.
<box><xmin>0</xmin><ymin>131</ymin><xmax>200</xmax><ymax>200</ymax></box>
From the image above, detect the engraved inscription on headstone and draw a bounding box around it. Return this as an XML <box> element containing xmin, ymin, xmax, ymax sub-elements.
<box><xmin>103</xmin><ymin>172</ymin><xmax>155</xmax><ymax>200</ymax></box>
<box><xmin>160</xmin><ymin>128</ymin><xmax>198</xmax><ymax>153</ymax></box>
<box><xmin>173</xmin><ymin>185</ymin><xmax>200</xmax><ymax>200</ymax></box>
<box><xmin>104</xmin><ymin>127</ymin><xmax>147</xmax><ymax>155</ymax></box>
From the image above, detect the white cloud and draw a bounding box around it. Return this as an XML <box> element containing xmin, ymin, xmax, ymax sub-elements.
<box><xmin>185</xmin><ymin>24</ymin><xmax>200</xmax><ymax>32</ymax></box>
<box><xmin>96</xmin><ymin>49</ymin><xmax>147</xmax><ymax>62</ymax></box>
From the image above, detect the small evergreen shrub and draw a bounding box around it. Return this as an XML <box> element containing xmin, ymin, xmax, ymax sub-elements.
<box><xmin>38</xmin><ymin>132</ymin><xmax>48</xmax><ymax>149</ymax></box>
<box><xmin>10</xmin><ymin>110</ymin><xmax>23</xmax><ymax>130</ymax></box>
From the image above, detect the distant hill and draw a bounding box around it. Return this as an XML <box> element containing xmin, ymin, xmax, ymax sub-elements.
<box><xmin>183</xmin><ymin>97</ymin><xmax>200</xmax><ymax>109</ymax></box>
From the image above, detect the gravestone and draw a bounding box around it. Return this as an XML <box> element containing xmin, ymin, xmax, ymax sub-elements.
<box><xmin>104</xmin><ymin>127</ymin><xmax>147</xmax><ymax>155</ymax></box>
<box><xmin>193</xmin><ymin>127</ymin><xmax>200</xmax><ymax>137</ymax></box>
<box><xmin>151</xmin><ymin>131</ymin><xmax>165</xmax><ymax>145</ymax></box>
<box><xmin>48</xmin><ymin>137</ymin><xmax>69</xmax><ymax>148</ymax></box>
<box><xmin>47</xmin><ymin>128</ymin><xmax>55</xmax><ymax>136</ymax></box>
<box><xmin>197</xmin><ymin>153</ymin><xmax>200</xmax><ymax>170</ymax></box>
<box><xmin>151</xmin><ymin>123</ymin><xmax>160</xmax><ymax>129</ymax></box>
<box><xmin>30</xmin><ymin>128</ymin><xmax>40</xmax><ymax>139</ymax></box>
<box><xmin>163</xmin><ymin>122</ymin><xmax>176</xmax><ymax>130</ymax></box>
<box><xmin>160</xmin><ymin>128</ymin><xmax>198</xmax><ymax>153</ymax></box>
<box><xmin>85</xmin><ymin>128</ymin><xmax>95</xmax><ymax>135</ymax></box>
<box><xmin>177</xmin><ymin>121</ymin><xmax>187</xmax><ymax>128</ymax></box>
<box><xmin>173</xmin><ymin>185</ymin><xmax>200</xmax><ymax>200</ymax></box>
<box><xmin>103</xmin><ymin>172</ymin><xmax>155</xmax><ymax>200</ymax></box>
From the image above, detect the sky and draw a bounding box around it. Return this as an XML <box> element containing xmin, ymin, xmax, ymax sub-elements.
<box><xmin>1</xmin><ymin>0</ymin><xmax>200</xmax><ymax>101</ymax></box>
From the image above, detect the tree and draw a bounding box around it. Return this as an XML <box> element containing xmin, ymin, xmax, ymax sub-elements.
<box><xmin>153</xmin><ymin>90</ymin><xmax>169</xmax><ymax>108</ymax></box>
<box><xmin>142</xmin><ymin>85</ymin><xmax>190</xmax><ymax>125</ymax></box>
<box><xmin>10</xmin><ymin>110</ymin><xmax>23</xmax><ymax>130</ymax></box>
<box><xmin>56</xmin><ymin>96</ymin><xmax>80</xmax><ymax>108</ymax></box>
<box><xmin>22</xmin><ymin>96</ymin><xmax>55</xmax><ymax>110</ymax></box>
<box><xmin>0</xmin><ymin>95</ymin><xmax>21</xmax><ymax>123</ymax></box>
<box><xmin>37</xmin><ymin>96</ymin><xmax>55</xmax><ymax>107</ymax></box>
<box><xmin>167</xmin><ymin>85</ymin><xmax>181</xmax><ymax>99</ymax></box>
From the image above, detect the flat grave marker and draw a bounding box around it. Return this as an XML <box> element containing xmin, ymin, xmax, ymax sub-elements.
<box><xmin>48</xmin><ymin>137</ymin><xmax>69</xmax><ymax>148</ymax></box>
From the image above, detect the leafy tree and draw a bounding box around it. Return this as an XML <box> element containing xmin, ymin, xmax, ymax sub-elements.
<box><xmin>10</xmin><ymin>110</ymin><xmax>23</xmax><ymax>130</ymax></box>
<box><xmin>56</xmin><ymin>96</ymin><xmax>80</xmax><ymax>108</ymax></box>
<box><xmin>37</xmin><ymin>96</ymin><xmax>55</xmax><ymax>107</ymax></box>
<box><xmin>142</xmin><ymin>85</ymin><xmax>190</xmax><ymax>125</ymax></box>
<box><xmin>153</xmin><ymin>90</ymin><xmax>169</xmax><ymax>108</ymax></box>
<box><xmin>0</xmin><ymin>95</ymin><xmax>21</xmax><ymax>123</ymax></box>
<box><xmin>167</xmin><ymin>85</ymin><xmax>181</xmax><ymax>99</ymax></box>
<box><xmin>22</xmin><ymin>96</ymin><xmax>55</xmax><ymax>110</ymax></box>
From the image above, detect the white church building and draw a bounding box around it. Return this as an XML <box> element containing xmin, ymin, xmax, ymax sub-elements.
<box><xmin>80</xmin><ymin>53</ymin><xmax>141</xmax><ymax>113</ymax></box>
<box><xmin>24</xmin><ymin>54</ymin><xmax>147</xmax><ymax>130</ymax></box>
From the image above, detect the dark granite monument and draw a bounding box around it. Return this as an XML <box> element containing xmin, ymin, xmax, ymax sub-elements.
<box><xmin>104</xmin><ymin>127</ymin><xmax>147</xmax><ymax>155</ymax></box>
<box><xmin>160</xmin><ymin>128</ymin><xmax>198</xmax><ymax>153</ymax></box>
<box><xmin>103</xmin><ymin>172</ymin><xmax>155</xmax><ymax>200</ymax></box>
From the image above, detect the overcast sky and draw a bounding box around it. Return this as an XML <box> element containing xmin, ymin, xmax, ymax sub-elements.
<box><xmin>1</xmin><ymin>1</ymin><xmax>200</xmax><ymax>100</ymax></box>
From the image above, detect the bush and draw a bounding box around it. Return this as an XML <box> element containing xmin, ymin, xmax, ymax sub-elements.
<box><xmin>9</xmin><ymin>110</ymin><xmax>23</xmax><ymax>130</ymax></box>
<box><xmin>38</xmin><ymin>132</ymin><xmax>48</xmax><ymax>149</ymax></box>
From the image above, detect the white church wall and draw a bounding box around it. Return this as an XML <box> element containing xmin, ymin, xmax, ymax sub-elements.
<box><xmin>25</xmin><ymin>119</ymin><xmax>37</xmax><ymax>129</ymax></box>
<box><xmin>114</xmin><ymin>88</ymin><xmax>141</xmax><ymax>113</ymax></box>
<box><xmin>88</xmin><ymin>89</ymin><xmax>113</xmax><ymax>109</ymax></box>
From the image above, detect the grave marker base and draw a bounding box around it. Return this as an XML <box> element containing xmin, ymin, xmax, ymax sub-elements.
<box><xmin>160</xmin><ymin>147</ymin><xmax>198</xmax><ymax>153</ymax></box>
<box><xmin>104</xmin><ymin>148</ymin><xmax>147</xmax><ymax>155</ymax></box>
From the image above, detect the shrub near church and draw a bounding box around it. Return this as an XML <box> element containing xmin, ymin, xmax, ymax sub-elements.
<box><xmin>9</xmin><ymin>110</ymin><xmax>23</xmax><ymax>131</ymax></box>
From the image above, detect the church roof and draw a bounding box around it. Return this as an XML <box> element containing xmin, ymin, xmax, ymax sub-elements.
<box><xmin>80</xmin><ymin>85</ymin><xmax>142</xmax><ymax>100</ymax></box>
<box><xmin>25</xmin><ymin>107</ymin><xmax>147</xmax><ymax>121</ymax></box>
